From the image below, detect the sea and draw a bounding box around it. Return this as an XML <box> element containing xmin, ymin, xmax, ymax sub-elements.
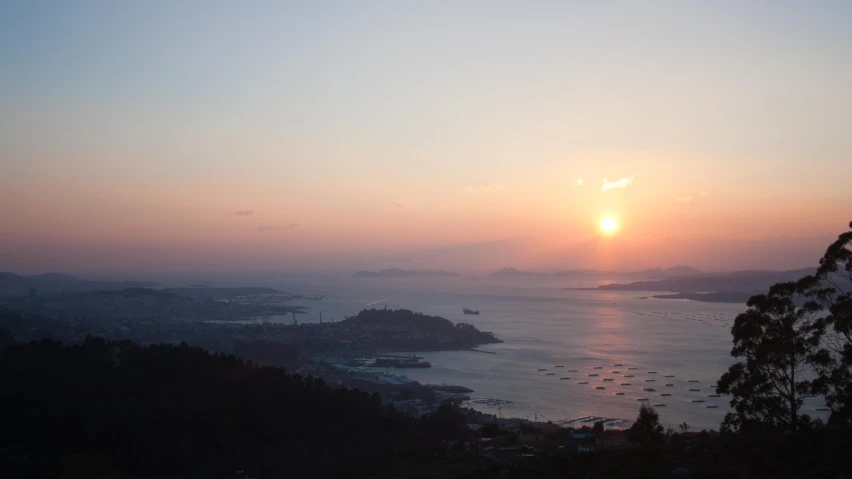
<box><xmin>256</xmin><ymin>274</ymin><xmax>829</xmax><ymax>431</ymax></box>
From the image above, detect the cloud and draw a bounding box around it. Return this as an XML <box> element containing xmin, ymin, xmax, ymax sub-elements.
<box><xmin>676</xmin><ymin>192</ymin><xmax>709</xmax><ymax>202</ymax></box>
<box><xmin>466</xmin><ymin>182</ymin><xmax>504</xmax><ymax>193</ymax></box>
<box><xmin>258</xmin><ymin>223</ymin><xmax>299</xmax><ymax>232</ymax></box>
<box><xmin>233</xmin><ymin>210</ymin><xmax>254</xmax><ymax>216</ymax></box>
<box><xmin>601</xmin><ymin>176</ymin><xmax>633</xmax><ymax>192</ymax></box>
<box><xmin>575</xmin><ymin>178</ymin><xmax>584</xmax><ymax>186</ymax></box>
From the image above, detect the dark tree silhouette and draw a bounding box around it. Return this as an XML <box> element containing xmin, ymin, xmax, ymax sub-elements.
<box><xmin>0</xmin><ymin>336</ymin><xmax>414</xmax><ymax>478</ymax></box>
<box><xmin>0</xmin><ymin>326</ymin><xmax>13</xmax><ymax>349</ymax></box>
<box><xmin>799</xmin><ymin>221</ymin><xmax>852</xmax><ymax>426</ymax></box>
<box><xmin>625</xmin><ymin>404</ymin><xmax>664</xmax><ymax>446</ymax></box>
<box><xmin>717</xmin><ymin>282</ymin><xmax>822</xmax><ymax>435</ymax></box>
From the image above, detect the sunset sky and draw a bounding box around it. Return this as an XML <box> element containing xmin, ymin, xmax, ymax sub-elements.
<box><xmin>2</xmin><ymin>1</ymin><xmax>851</xmax><ymax>276</ymax></box>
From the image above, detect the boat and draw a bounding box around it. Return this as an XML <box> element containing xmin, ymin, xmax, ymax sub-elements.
<box><xmin>603</xmin><ymin>378</ymin><xmax>614</xmax><ymax>382</ymax></box>
<box><xmin>589</xmin><ymin>373</ymin><xmax>599</xmax><ymax>377</ymax></box>
<box><xmin>624</xmin><ymin>374</ymin><xmax>634</xmax><ymax>378</ymax></box>
<box><xmin>568</xmin><ymin>369</ymin><xmax>578</xmax><ymax>372</ymax></box>
<box><xmin>645</xmin><ymin>379</ymin><xmax>656</xmax><ymax>382</ymax></box>
<box><xmin>707</xmin><ymin>394</ymin><xmax>720</xmax><ymax>398</ymax></box>
<box><xmin>706</xmin><ymin>405</ymin><xmax>718</xmax><ymax>408</ymax></box>
<box><xmin>665</xmin><ymin>384</ymin><xmax>674</xmax><ymax>387</ymax></box>
<box><xmin>611</xmin><ymin>370</ymin><xmax>621</xmax><ymax>374</ymax></box>
<box><xmin>595</xmin><ymin>386</ymin><xmax>605</xmax><ymax>390</ymax></box>
<box><xmin>664</xmin><ymin>375</ymin><xmax>675</xmax><ymax>378</ymax></box>
<box><xmin>621</xmin><ymin>383</ymin><xmax>631</xmax><ymax>386</ymax></box>
<box><xmin>643</xmin><ymin>388</ymin><xmax>656</xmax><ymax>392</ymax></box>
<box><xmin>648</xmin><ymin>371</ymin><xmax>658</xmax><ymax>374</ymax></box>
<box><xmin>593</xmin><ymin>366</ymin><xmax>603</xmax><ymax>369</ymax></box>
<box><xmin>613</xmin><ymin>363</ymin><xmax>624</xmax><ymax>367</ymax></box>
<box><xmin>688</xmin><ymin>380</ymin><xmax>700</xmax><ymax>383</ymax></box>
<box><xmin>545</xmin><ymin>373</ymin><xmax>555</xmax><ymax>376</ymax></box>
<box><xmin>537</xmin><ymin>369</ymin><xmax>547</xmax><ymax>371</ymax></box>
<box><xmin>559</xmin><ymin>377</ymin><xmax>571</xmax><ymax>380</ymax></box>
<box><xmin>555</xmin><ymin>365</ymin><xmax>564</xmax><ymax>368</ymax></box>
<box><xmin>660</xmin><ymin>393</ymin><xmax>671</xmax><ymax>397</ymax></box>
<box><xmin>689</xmin><ymin>388</ymin><xmax>700</xmax><ymax>392</ymax></box>
<box><xmin>816</xmin><ymin>408</ymin><xmax>830</xmax><ymax>412</ymax></box>
<box><xmin>628</xmin><ymin>367</ymin><xmax>638</xmax><ymax>370</ymax></box>
<box><xmin>636</xmin><ymin>398</ymin><xmax>649</xmax><ymax>401</ymax></box>
<box><xmin>463</xmin><ymin>308</ymin><xmax>480</xmax><ymax>315</ymax></box>
<box><xmin>578</xmin><ymin>381</ymin><xmax>589</xmax><ymax>384</ymax></box>
<box><xmin>653</xmin><ymin>404</ymin><xmax>667</xmax><ymax>407</ymax></box>
<box><xmin>614</xmin><ymin>392</ymin><xmax>625</xmax><ymax>395</ymax></box>
<box><xmin>692</xmin><ymin>400</ymin><xmax>705</xmax><ymax>403</ymax></box>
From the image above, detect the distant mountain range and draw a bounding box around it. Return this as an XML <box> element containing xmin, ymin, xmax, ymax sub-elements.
<box><xmin>0</xmin><ymin>272</ymin><xmax>158</xmax><ymax>297</ymax></box>
<box><xmin>353</xmin><ymin>269</ymin><xmax>460</xmax><ymax>278</ymax></box>
<box><xmin>490</xmin><ymin>266</ymin><xmax>700</xmax><ymax>280</ymax></box>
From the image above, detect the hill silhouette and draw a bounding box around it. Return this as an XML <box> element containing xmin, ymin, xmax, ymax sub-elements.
<box><xmin>353</xmin><ymin>269</ymin><xmax>460</xmax><ymax>278</ymax></box>
<box><xmin>0</xmin><ymin>336</ymin><xmax>416</xmax><ymax>478</ymax></box>
<box><xmin>0</xmin><ymin>271</ymin><xmax>157</xmax><ymax>297</ymax></box>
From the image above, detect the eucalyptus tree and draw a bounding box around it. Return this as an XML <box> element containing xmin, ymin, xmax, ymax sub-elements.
<box><xmin>800</xmin><ymin>221</ymin><xmax>852</xmax><ymax>426</ymax></box>
<box><xmin>718</xmin><ymin>282</ymin><xmax>823</xmax><ymax>434</ymax></box>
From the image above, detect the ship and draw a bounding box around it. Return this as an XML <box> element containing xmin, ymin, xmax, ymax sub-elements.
<box><xmin>463</xmin><ymin>308</ymin><xmax>480</xmax><ymax>315</ymax></box>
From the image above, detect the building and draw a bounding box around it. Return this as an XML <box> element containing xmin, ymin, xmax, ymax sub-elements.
<box><xmin>518</xmin><ymin>426</ymin><xmax>545</xmax><ymax>444</ymax></box>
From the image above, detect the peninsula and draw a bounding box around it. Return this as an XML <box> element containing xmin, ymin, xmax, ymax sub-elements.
<box><xmin>571</xmin><ymin>268</ymin><xmax>815</xmax><ymax>303</ymax></box>
<box><xmin>491</xmin><ymin>266</ymin><xmax>700</xmax><ymax>280</ymax></box>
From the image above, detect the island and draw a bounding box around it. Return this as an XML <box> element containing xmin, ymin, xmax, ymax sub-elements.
<box><xmin>353</xmin><ymin>269</ymin><xmax>461</xmax><ymax>278</ymax></box>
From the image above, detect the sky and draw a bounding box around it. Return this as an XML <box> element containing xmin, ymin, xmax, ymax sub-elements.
<box><xmin>1</xmin><ymin>1</ymin><xmax>851</xmax><ymax>277</ymax></box>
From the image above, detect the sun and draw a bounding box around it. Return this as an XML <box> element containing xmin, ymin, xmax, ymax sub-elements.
<box><xmin>600</xmin><ymin>216</ymin><xmax>618</xmax><ymax>234</ymax></box>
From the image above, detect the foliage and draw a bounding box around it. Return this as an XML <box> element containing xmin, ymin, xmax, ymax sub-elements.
<box><xmin>625</xmin><ymin>404</ymin><xmax>664</xmax><ymax>446</ymax></box>
<box><xmin>717</xmin><ymin>282</ymin><xmax>822</xmax><ymax>434</ymax></box>
<box><xmin>799</xmin><ymin>221</ymin><xmax>852</xmax><ymax>426</ymax></box>
<box><xmin>0</xmin><ymin>336</ymin><xmax>414</xmax><ymax>478</ymax></box>
<box><xmin>479</xmin><ymin>422</ymin><xmax>501</xmax><ymax>438</ymax></box>
<box><xmin>0</xmin><ymin>326</ymin><xmax>13</xmax><ymax>348</ymax></box>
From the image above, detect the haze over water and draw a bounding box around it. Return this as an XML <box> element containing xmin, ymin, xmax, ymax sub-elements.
<box><xmin>264</xmin><ymin>275</ymin><xmax>830</xmax><ymax>430</ymax></box>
